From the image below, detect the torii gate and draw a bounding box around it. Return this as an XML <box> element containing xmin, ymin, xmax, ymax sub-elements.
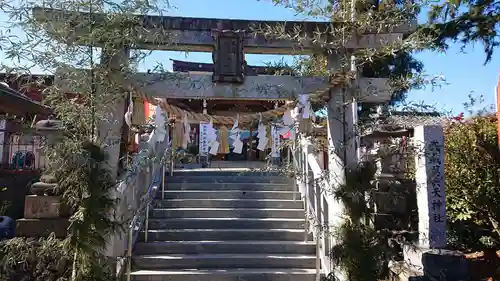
<box><xmin>32</xmin><ymin>6</ymin><xmax>415</xmax><ymax>263</ymax></box>
<box><xmin>32</xmin><ymin>6</ymin><xmax>413</xmax><ymax>172</ymax></box>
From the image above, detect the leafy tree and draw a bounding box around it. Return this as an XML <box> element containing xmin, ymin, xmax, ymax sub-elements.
<box><xmin>445</xmin><ymin>110</ymin><xmax>500</xmax><ymax>251</ymax></box>
<box><xmin>421</xmin><ymin>0</ymin><xmax>500</xmax><ymax>63</ymax></box>
<box><xmin>0</xmin><ymin>0</ymin><xmax>174</xmax><ymax>279</ymax></box>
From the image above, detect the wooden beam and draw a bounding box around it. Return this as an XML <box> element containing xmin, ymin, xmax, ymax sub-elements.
<box><xmin>33</xmin><ymin>7</ymin><xmax>416</xmax><ymax>54</ymax></box>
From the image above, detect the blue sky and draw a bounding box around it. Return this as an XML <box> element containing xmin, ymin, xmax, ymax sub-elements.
<box><xmin>1</xmin><ymin>0</ymin><xmax>499</xmax><ymax>114</ymax></box>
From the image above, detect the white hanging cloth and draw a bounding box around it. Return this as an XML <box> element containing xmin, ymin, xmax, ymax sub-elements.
<box><xmin>298</xmin><ymin>94</ymin><xmax>311</xmax><ymax>119</ymax></box>
<box><xmin>124</xmin><ymin>93</ymin><xmax>133</xmax><ymax>128</ymax></box>
<box><xmin>182</xmin><ymin>113</ymin><xmax>191</xmax><ymax>148</ymax></box>
<box><xmin>257</xmin><ymin>115</ymin><xmax>268</xmax><ymax>152</ymax></box>
<box><xmin>232</xmin><ymin>138</ymin><xmax>243</xmax><ymax>154</ymax></box>
<box><xmin>230</xmin><ymin>114</ymin><xmax>240</xmax><ymax>141</ymax></box>
<box><xmin>282</xmin><ymin>109</ymin><xmax>293</xmax><ymax>126</ymax></box>
<box><xmin>147</xmin><ymin>104</ymin><xmax>167</xmax><ymax>146</ymax></box>
<box><xmin>154</xmin><ymin>105</ymin><xmax>166</xmax><ymax>143</ymax></box>
<box><xmin>257</xmin><ymin>114</ymin><xmax>267</xmax><ymax>139</ymax></box>
<box><xmin>207</xmin><ymin>118</ymin><xmax>217</xmax><ymax>143</ymax></box>
<box><xmin>204</xmin><ymin>118</ymin><xmax>219</xmax><ymax>155</ymax></box>
<box><xmin>209</xmin><ymin>141</ymin><xmax>220</xmax><ymax>155</ymax></box>
<box><xmin>257</xmin><ymin>137</ymin><xmax>268</xmax><ymax>151</ymax></box>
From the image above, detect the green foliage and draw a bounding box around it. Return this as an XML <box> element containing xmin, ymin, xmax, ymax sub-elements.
<box><xmin>362</xmin><ymin>52</ymin><xmax>424</xmax><ymax>104</ymax></box>
<box><xmin>420</xmin><ymin>0</ymin><xmax>500</xmax><ymax>63</ymax></box>
<box><xmin>0</xmin><ymin>234</ymin><xmax>73</xmax><ymax>281</ymax></box>
<box><xmin>330</xmin><ymin>222</ymin><xmax>392</xmax><ymax>281</ymax></box>
<box><xmin>334</xmin><ymin>164</ymin><xmax>377</xmax><ymax>221</ymax></box>
<box><xmin>445</xmin><ymin>113</ymin><xmax>500</xmax><ymax>250</ymax></box>
<box><xmin>0</xmin><ymin>0</ymin><xmax>159</xmax><ymax>279</ymax></box>
<box><xmin>53</xmin><ymin>141</ymin><xmax>121</xmax><ymax>280</ymax></box>
<box><xmin>328</xmin><ymin>162</ymin><xmax>400</xmax><ymax>281</ymax></box>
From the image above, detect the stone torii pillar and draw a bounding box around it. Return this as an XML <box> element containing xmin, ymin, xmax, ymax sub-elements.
<box><xmin>98</xmin><ymin>47</ymin><xmax>130</xmax><ymax>179</ymax></box>
<box><xmin>99</xmin><ymin>47</ymin><xmax>131</xmax><ymax>262</ymax></box>
<box><xmin>324</xmin><ymin>52</ymin><xmax>358</xmax><ymax>280</ymax></box>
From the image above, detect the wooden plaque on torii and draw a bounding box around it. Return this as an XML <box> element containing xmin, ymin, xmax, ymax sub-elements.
<box><xmin>212</xmin><ymin>29</ymin><xmax>245</xmax><ymax>84</ymax></box>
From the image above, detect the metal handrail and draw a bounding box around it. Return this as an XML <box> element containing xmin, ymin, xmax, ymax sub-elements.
<box><xmin>120</xmin><ymin>150</ymin><xmax>170</xmax><ymax>281</ymax></box>
<box><xmin>293</xmin><ymin>138</ymin><xmax>329</xmax><ymax>281</ymax></box>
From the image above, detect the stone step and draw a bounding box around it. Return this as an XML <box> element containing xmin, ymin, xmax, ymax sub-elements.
<box><xmin>150</xmin><ymin>208</ymin><xmax>304</xmax><ymax>219</ymax></box>
<box><xmin>132</xmin><ymin>254</ymin><xmax>316</xmax><ymax>270</ymax></box>
<box><xmin>131</xmin><ymin>268</ymin><xmax>316</xmax><ymax>281</ymax></box>
<box><xmin>148</xmin><ymin>218</ymin><xmax>306</xmax><ymax>229</ymax></box>
<box><xmin>158</xmin><ymin>190</ymin><xmax>300</xmax><ymax>200</ymax></box>
<box><xmin>165</xmin><ymin>175</ymin><xmax>292</xmax><ymax>184</ymax></box>
<box><xmin>165</xmin><ymin>182</ymin><xmax>294</xmax><ymax>191</ymax></box>
<box><xmin>134</xmin><ymin>241</ymin><xmax>316</xmax><ymax>255</ymax></box>
<box><xmin>154</xmin><ymin>198</ymin><xmax>304</xmax><ymax>209</ymax></box>
<box><xmin>170</xmin><ymin>169</ymin><xmax>284</xmax><ymax>175</ymax></box>
<box><xmin>139</xmin><ymin>229</ymin><xmax>310</xmax><ymax>242</ymax></box>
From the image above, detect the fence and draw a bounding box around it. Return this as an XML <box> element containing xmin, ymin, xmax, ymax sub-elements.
<box><xmin>0</xmin><ymin>131</ymin><xmax>47</xmax><ymax>171</ymax></box>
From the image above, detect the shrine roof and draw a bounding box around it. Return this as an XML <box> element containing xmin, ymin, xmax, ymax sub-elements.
<box><xmin>363</xmin><ymin>111</ymin><xmax>448</xmax><ymax>138</ymax></box>
<box><xmin>383</xmin><ymin>111</ymin><xmax>447</xmax><ymax>128</ymax></box>
<box><xmin>0</xmin><ymin>82</ymin><xmax>51</xmax><ymax>116</ymax></box>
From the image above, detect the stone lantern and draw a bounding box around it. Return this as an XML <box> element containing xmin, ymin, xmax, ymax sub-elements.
<box><xmin>28</xmin><ymin>118</ymin><xmax>63</xmax><ymax>195</ymax></box>
<box><xmin>23</xmin><ymin>118</ymin><xmax>71</xmax><ymax>220</ymax></box>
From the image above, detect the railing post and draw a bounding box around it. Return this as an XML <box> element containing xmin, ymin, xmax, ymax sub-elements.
<box><xmin>304</xmin><ymin>143</ymin><xmax>310</xmax><ymax>242</ymax></box>
<box><xmin>169</xmin><ymin>151</ymin><xmax>174</xmax><ymax>177</ymax></box>
<box><xmin>161</xmin><ymin>161</ymin><xmax>165</xmax><ymax>200</ymax></box>
<box><xmin>126</xmin><ymin>227</ymin><xmax>133</xmax><ymax>281</ymax></box>
<box><xmin>304</xmin><ymin>195</ymin><xmax>309</xmax><ymax>242</ymax></box>
<box><xmin>315</xmin><ymin>178</ymin><xmax>322</xmax><ymax>281</ymax></box>
<box><xmin>144</xmin><ymin>204</ymin><xmax>150</xmax><ymax>242</ymax></box>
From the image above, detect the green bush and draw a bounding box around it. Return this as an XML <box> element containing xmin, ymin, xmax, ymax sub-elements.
<box><xmin>0</xmin><ymin>235</ymin><xmax>72</xmax><ymax>281</ymax></box>
<box><xmin>445</xmin><ymin>113</ymin><xmax>500</xmax><ymax>251</ymax></box>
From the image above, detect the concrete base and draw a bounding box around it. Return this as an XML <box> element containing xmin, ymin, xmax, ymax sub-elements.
<box><xmin>16</xmin><ymin>218</ymin><xmax>70</xmax><ymax>238</ymax></box>
<box><xmin>395</xmin><ymin>246</ymin><xmax>468</xmax><ymax>281</ymax></box>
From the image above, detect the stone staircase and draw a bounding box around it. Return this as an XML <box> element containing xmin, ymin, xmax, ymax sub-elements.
<box><xmin>130</xmin><ymin>170</ymin><xmax>316</xmax><ymax>281</ymax></box>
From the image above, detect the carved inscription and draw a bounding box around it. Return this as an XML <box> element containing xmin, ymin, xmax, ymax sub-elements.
<box><xmin>24</xmin><ymin>195</ymin><xmax>62</xmax><ymax>219</ymax></box>
<box><xmin>212</xmin><ymin>30</ymin><xmax>245</xmax><ymax>84</ymax></box>
<box><xmin>414</xmin><ymin>125</ymin><xmax>447</xmax><ymax>249</ymax></box>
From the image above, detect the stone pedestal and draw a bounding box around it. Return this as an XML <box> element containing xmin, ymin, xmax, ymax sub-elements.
<box><xmin>16</xmin><ymin>218</ymin><xmax>70</xmax><ymax>238</ymax></box>
<box><xmin>400</xmin><ymin>247</ymin><xmax>468</xmax><ymax>281</ymax></box>
<box><xmin>392</xmin><ymin>126</ymin><xmax>469</xmax><ymax>281</ymax></box>
<box><xmin>23</xmin><ymin>195</ymin><xmax>70</xmax><ymax>219</ymax></box>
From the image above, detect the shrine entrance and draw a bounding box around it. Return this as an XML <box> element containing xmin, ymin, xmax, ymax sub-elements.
<box><xmin>43</xmin><ymin>7</ymin><xmax>396</xmax><ymax>169</ymax></box>
<box><xmin>164</xmin><ymin>87</ymin><xmax>289</xmax><ymax>164</ymax></box>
